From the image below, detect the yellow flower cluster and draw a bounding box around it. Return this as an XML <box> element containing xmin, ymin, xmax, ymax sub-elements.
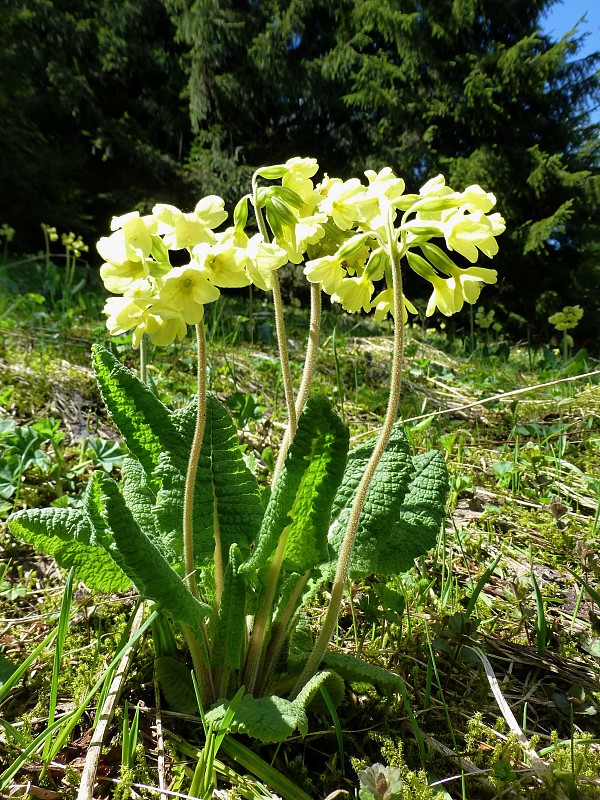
<box><xmin>548</xmin><ymin>305</ymin><xmax>583</xmax><ymax>331</ymax></box>
<box><xmin>303</xmin><ymin>169</ymin><xmax>504</xmax><ymax>319</ymax></box>
<box><xmin>97</xmin><ymin>199</ymin><xmax>289</xmax><ymax>346</ymax></box>
<box><xmin>97</xmin><ymin>158</ymin><xmax>505</xmax><ymax>345</ymax></box>
<box><xmin>61</xmin><ymin>231</ymin><xmax>89</xmax><ymax>258</ymax></box>
<box><xmin>0</xmin><ymin>223</ymin><xmax>15</xmax><ymax>243</ymax></box>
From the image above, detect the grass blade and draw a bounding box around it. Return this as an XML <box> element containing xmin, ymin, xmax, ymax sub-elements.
<box><xmin>42</xmin><ymin>566</ymin><xmax>75</xmax><ymax>765</ymax></box>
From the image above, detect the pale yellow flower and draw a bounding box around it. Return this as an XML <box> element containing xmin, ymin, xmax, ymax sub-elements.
<box><xmin>159</xmin><ymin>264</ymin><xmax>221</xmax><ymax>324</ymax></box>
<box><xmin>304</xmin><ymin>254</ymin><xmax>346</xmax><ymax>295</ymax></box>
<box><xmin>103</xmin><ymin>279</ymin><xmax>156</xmax><ymax>336</ymax></box>
<box><xmin>100</xmin><ymin>259</ymin><xmax>149</xmax><ymax>294</ymax></box>
<box><xmin>318</xmin><ymin>178</ymin><xmax>370</xmax><ymax>230</ymax></box>
<box><xmin>419</xmin><ymin>174</ymin><xmax>453</xmax><ymax>198</ymax></box>
<box><xmin>275</xmin><ymin>211</ymin><xmax>327</xmax><ymax>264</ymax></box>
<box><xmin>97</xmin><ymin>212</ymin><xmax>153</xmax><ymax>265</ymax></box>
<box><xmin>371</xmin><ymin>287</ymin><xmax>418</xmax><ymax>324</ymax></box>
<box><xmin>365</xmin><ymin>167</ymin><xmax>405</xmax><ymax>198</ymax></box>
<box><xmin>548</xmin><ymin>305</ymin><xmax>584</xmax><ymax>331</ymax></box>
<box><xmin>332</xmin><ymin>275</ymin><xmax>374</xmax><ymax>313</ymax></box>
<box><xmin>243</xmin><ymin>234</ymin><xmax>289</xmax><ymax>291</ymax></box>
<box><xmin>282</xmin><ymin>157</ymin><xmax>319</xmax><ymax>202</ymax></box>
<box><xmin>426</xmin><ymin>274</ymin><xmax>464</xmax><ymax>317</ymax></box>
<box><xmin>132</xmin><ymin>304</ymin><xmax>188</xmax><ymax>348</ymax></box>
<box><xmin>442</xmin><ymin>208</ymin><xmax>503</xmax><ymax>262</ymax></box>
<box><xmin>193</xmin><ymin>241</ymin><xmax>250</xmax><ymax>289</ymax></box>
<box><xmin>152</xmin><ymin>196</ymin><xmax>227</xmax><ymax>250</ymax></box>
<box><xmin>454</xmin><ymin>266</ymin><xmax>498</xmax><ymax>304</ymax></box>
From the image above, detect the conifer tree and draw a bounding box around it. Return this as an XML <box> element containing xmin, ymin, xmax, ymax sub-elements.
<box><xmin>167</xmin><ymin>0</ymin><xmax>600</xmax><ymax>335</ymax></box>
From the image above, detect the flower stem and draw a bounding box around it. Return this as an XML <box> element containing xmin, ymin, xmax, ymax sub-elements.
<box><xmin>273</xmin><ymin>281</ymin><xmax>322</xmax><ymax>477</ymax></box>
<box><xmin>295</xmin><ymin>282</ymin><xmax>322</xmax><ymax>417</ymax></box>
<box><xmin>271</xmin><ymin>273</ymin><xmax>297</xmax><ymax>444</ymax></box>
<box><xmin>183</xmin><ymin>322</ymin><xmax>207</xmax><ymax>601</ymax></box>
<box><xmin>139</xmin><ymin>334</ymin><xmax>148</xmax><ymax>385</ymax></box>
<box><xmin>290</xmin><ymin>219</ymin><xmax>405</xmax><ymax>699</ymax></box>
<box><xmin>182</xmin><ymin>321</ymin><xmax>215</xmax><ymax>704</ymax></box>
<box><xmin>251</xmin><ymin>176</ymin><xmax>297</xmax><ymax>477</ymax></box>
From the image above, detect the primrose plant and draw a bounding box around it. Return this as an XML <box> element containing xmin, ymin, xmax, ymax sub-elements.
<box><xmin>8</xmin><ymin>158</ymin><xmax>504</xmax><ymax>742</ymax></box>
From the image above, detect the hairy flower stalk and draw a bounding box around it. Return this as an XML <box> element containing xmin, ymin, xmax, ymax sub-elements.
<box><xmin>244</xmin><ymin>281</ymin><xmax>323</xmax><ymax>694</ymax></box>
<box><xmin>291</xmin><ymin>210</ymin><xmax>406</xmax><ymax>699</ymax></box>
<box><xmin>138</xmin><ymin>334</ymin><xmax>148</xmax><ymax>385</ymax></box>
<box><xmin>182</xmin><ymin>322</ymin><xmax>215</xmax><ymax>704</ymax></box>
<box><xmin>274</xmin><ymin>281</ymin><xmax>323</xmax><ymax>477</ymax></box>
<box><xmin>251</xmin><ymin>175</ymin><xmax>297</xmax><ymax>474</ymax></box>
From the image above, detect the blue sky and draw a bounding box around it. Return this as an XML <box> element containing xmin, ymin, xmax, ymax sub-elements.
<box><xmin>541</xmin><ymin>0</ymin><xmax>600</xmax><ymax>121</ymax></box>
<box><xmin>541</xmin><ymin>0</ymin><xmax>600</xmax><ymax>59</ymax></box>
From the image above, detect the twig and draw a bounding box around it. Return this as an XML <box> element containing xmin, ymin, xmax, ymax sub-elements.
<box><xmin>153</xmin><ymin>669</ymin><xmax>168</xmax><ymax>800</ymax></box>
<box><xmin>77</xmin><ymin>604</ymin><xmax>146</xmax><ymax>800</ymax></box>
<box><xmin>352</xmin><ymin>368</ymin><xmax>600</xmax><ymax>442</ymax></box>
<box><xmin>471</xmin><ymin>645</ymin><xmax>569</xmax><ymax>798</ymax></box>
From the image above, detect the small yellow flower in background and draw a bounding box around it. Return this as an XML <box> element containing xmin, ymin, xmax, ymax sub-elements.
<box><xmin>475</xmin><ymin>306</ymin><xmax>496</xmax><ymax>330</ymax></box>
<box><xmin>1</xmin><ymin>223</ymin><xmax>16</xmax><ymax>242</ymax></box>
<box><xmin>61</xmin><ymin>232</ymin><xmax>88</xmax><ymax>257</ymax></box>
<box><xmin>41</xmin><ymin>224</ymin><xmax>59</xmax><ymax>242</ymax></box>
<box><xmin>548</xmin><ymin>305</ymin><xmax>584</xmax><ymax>331</ymax></box>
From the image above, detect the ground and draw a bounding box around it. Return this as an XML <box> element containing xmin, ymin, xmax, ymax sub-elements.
<box><xmin>1</xmin><ymin>293</ymin><xmax>599</xmax><ymax>800</ymax></box>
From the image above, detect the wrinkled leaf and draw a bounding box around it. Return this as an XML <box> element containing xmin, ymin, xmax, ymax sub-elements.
<box><xmin>7</xmin><ymin>506</ymin><xmax>131</xmax><ymax>593</ymax></box>
<box><xmin>241</xmin><ymin>395</ymin><xmax>348</xmax><ymax>576</ymax></box>
<box><xmin>205</xmin><ymin>693</ymin><xmax>308</xmax><ymax>743</ymax></box>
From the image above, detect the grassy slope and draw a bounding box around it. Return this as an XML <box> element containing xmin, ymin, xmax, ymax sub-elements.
<box><xmin>1</xmin><ymin>294</ymin><xmax>599</xmax><ymax>799</ymax></box>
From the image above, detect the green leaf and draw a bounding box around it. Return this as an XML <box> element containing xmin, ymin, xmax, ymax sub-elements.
<box><xmin>155</xmin><ymin>656</ymin><xmax>198</xmax><ymax>714</ymax></box>
<box><xmin>0</xmin><ymin>462</ymin><xmax>17</xmax><ymax>499</ymax></box>
<box><xmin>0</xmin><ymin>654</ymin><xmax>17</xmax><ymax>689</ymax></box>
<box><xmin>293</xmin><ymin>669</ymin><xmax>345</xmax><ymax>713</ymax></box>
<box><xmin>88</xmin><ymin>471</ymin><xmax>211</xmax><ymax>633</ymax></box>
<box><xmin>241</xmin><ymin>396</ymin><xmax>349</xmax><ymax>576</ymax></box>
<box><xmin>205</xmin><ymin>694</ymin><xmax>308</xmax><ymax>743</ymax></box>
<box><xmin>328</xmin><ymin>428</ymin><xmax>415</xmax><ymax>578</ymax></box>
<box><xmin>156</xmin><ymin>395</ymin><xmax>264</xmax><ymax>568</ymax></box>
<box><xmin>7</xmin><ymin>507</ymin><xmax>131</xmax><ymax>593</ymax></box>
<box><xmin>322</xmin><ymin>651</ymin><xmax>406</xmax><ymax>694</ymax></box>
<box><xmin>385</xmin><ymin>449</ymin><xmax>449</xmax><ymax>574</ymax></box>
<box><xmin>92</xmin><ymin>344</ymin><xmax>183</xmax><ymax>485</ymax></box>
<box><xmin>121</xmin><ymin>457</ymin><xmax>157</xmax><ymax>534</ymax></box>
<box><xmin>329</xmin><ymin>433</ymin><xmax>448</xmax><ymax>577</ymax></box>
<box><xmin>210</xmin><ymin>545</ymin><xmax>247</xmax><ymax>671</ymax></box>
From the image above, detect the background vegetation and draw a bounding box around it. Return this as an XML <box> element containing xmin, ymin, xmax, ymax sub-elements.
<box><xmin>1</xmin><ymin>2</ymin><xmax>600</xmax><ymax>797</ymax></box>
<box><xmin>1</xmin><ymin>0</ymin><xmax>599</xmax><ymax>341</ymax></box>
